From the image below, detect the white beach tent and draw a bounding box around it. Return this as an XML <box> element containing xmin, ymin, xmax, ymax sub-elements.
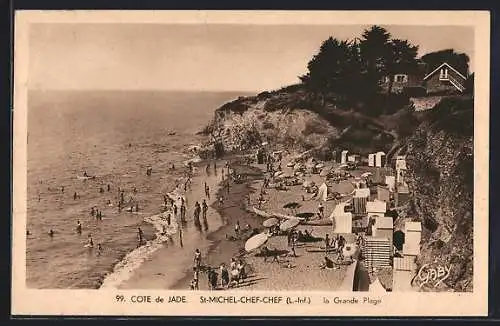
<box><xmin>375</xmin><ymin>151</ymin><xmax>386</xmax><ymax>168</ymax></box>
<box><xmin>316</xmin><ymin>183</ymin><xmax>328</xmax><ymax>201</ymax></box>
<box><xmin>385</xmin><ymin>176</ymin><xmax>396</xmax><ymax>192</ymax></box>
<box><xmin>329</xmin><ymin>202</ymin><xmax>352</xmax><ymax>234</ymax></box>
<box><xmin>369</xmin><ymin>277</ymin><xmax>387</xmax><ymax>293</ymax></box>
<box><xmin>354</xmin><ymin>188</ymin><xmax>370</xmax><ymax>198</ymax></box>
<box><xmin>368</xmin><ymin>153</ymin><xmax>375</xmax><ymax>167</ymax></box>
<box><xmin>341</xmin><ymin>150</ymin><xmax>349</xmax><ymax>164</ymax></box>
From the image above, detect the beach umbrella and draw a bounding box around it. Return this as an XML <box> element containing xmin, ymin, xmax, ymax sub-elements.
<box><xmin>279</xmin><ymin>218</ymin><xmax>301</xmax><ymax>231</ymax></box>
<box><xmin>263</xmin><ymin>217</ymin><xmax>279</xmax><ymax>227</ymax></box>
<box><xmin>361</xmin><ymin>172</ymin><xmax>373</xmax><ymax>178</ymax></box>
<box><xmin>283</xmin><ymin>202</ymin><xmax>301</xmax><ymax>214</ymax></box>
<box><xmin>338</xmin><ymin>164</ymin><xmax>348</xmax><ymax>169</ymax></box>
<box><xmin>286</xmin><ymin>162</ymin><xmax>295</xmax><ymax>167</ymax></box>
<box><xmin>316</xmin><ymin>163</ymin><xmax>325</xmax><ymax>169</ymax></box>
<box><xmin>342</xmin><ymin>243</ymin><xmax>360</xmax><ymax>259</ymax></box>
<box><xmin>245</xmin><ymin>232</ymin><xmax>269</xmax><ymax>252</ymax></box>
<box><xmin>295</xmin><ymin>212</ymin><xmax>315</xmax><ymax>220</ymax></box>
<box><xmin>261</xmin><ymin>141</ymin><xmax>268</xmax><ymax>146</ymax></box>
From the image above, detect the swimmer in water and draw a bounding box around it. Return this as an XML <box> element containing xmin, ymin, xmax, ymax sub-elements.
<box><xmin>76</xmin><ymin>220</ymin><xmax>82</xmax><ymax>234</ymax></box>
<box><xmin>26</xmin><ymin>230</ymin><xmax>30</xmax><ymax>236</ymax></box>
<box><xmin>48</xmin><ymin>229</ymin><xmax>54</xmax><ymax>238</ymax></box>
<box><xmin>83</xmin><ymin>171</ymin><xmax>88</xmax><ymax>177</ymax></box>
<box><xmin>87</xmin><ymin>234</ymin><xmax>94</xmax><ymax>248</ymax></box>
<box><xmin>97</xmin><ymin>243</ymin><xmax>103</xmax><ymax>256</ymax></box>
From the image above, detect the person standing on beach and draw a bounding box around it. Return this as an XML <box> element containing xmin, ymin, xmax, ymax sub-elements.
<box><xmin>324</xmin><ymin>234</ymin><xmax>331</xmax><ymax>254</ymax></box>
<box><xmin>137</xmin><ymin>227</ymin><xmax>144</xmax><ymax>246</ymax></box>
<box><xmin>180</xmin><ymin>203</ymin><xmax>186</xmax><ymax>222</ymax></box>
<box><xmin>234</xmin><ymin>221</ymin><xmax>240</xmax><ymax>238</ymax></box>
<box><xmin>318</xmin><ymin>203</ymin><xmax>324</xmax><ymax>219</ymax></box>
<box><xmin>73</xmin><ymin>192</ymin><xmax>78</xmax><ymax>200</ymax></box>
<box><xmin>167</xmin><ymin>213</ymin><xmax>171</xmax><ymax>226</ymax></box>
<box><xmin>173</xmin><ymin>204</ymin><xmax>178</xmax><ymax>217</ymax></box>
<box><xmin>194</xmin><ymin>249</ymin><xmax>202</xmax><ymax>268</ymax></box>
<box><xmin>202</xmin><ymin>199</ymin><xmax>208</xmax><ymax>220</ymax></box>
<box><xmin>219</xmin><ymin>263</ymin><xmax>229</xmax><ymax>288</ymax></box>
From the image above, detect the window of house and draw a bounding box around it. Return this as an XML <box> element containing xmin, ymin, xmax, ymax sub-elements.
<box><xmin>394</xmin><ymin>74</ymin><xmax>408</xmax><ymax>83</ymax></box>
<box><xmin>439</xmin><ymin>68</ymin><xmax>449</xmax><ymax>79</ymax></box>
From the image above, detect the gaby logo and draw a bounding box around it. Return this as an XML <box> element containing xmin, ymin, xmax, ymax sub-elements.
<box><xmin>415</xmin><ymin>263</ymin><xmax>452</xmax><ymax>288</ymax></box>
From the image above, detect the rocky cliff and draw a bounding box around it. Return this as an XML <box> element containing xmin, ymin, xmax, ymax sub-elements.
<box><xmin>403</xmin><ymin>97</ymin><xmax>474</xmax><ymax>291</ymax></box>
<box><xmin>204</xmin><ymin>88</ymin><xmax>474</xmax><ymax>291</ymax></box>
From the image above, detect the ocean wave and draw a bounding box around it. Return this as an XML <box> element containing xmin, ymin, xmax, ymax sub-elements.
<box><xmin>99</xmin><ymin>194</ymin><xmax>186</xmax><ymax>289</ymax></box>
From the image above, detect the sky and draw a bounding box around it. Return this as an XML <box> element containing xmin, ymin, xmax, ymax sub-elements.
<box><xmin>28</xmin><ymin>24</ymin><xmax>475</xmax><ymax>92</ymax></box>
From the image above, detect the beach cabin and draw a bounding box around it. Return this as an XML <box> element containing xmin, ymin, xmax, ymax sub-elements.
<box><xmin>375</xmin><ymin>151</ymin><xmax>386</xmax><ymax>168</ymax></box>
<box><xmin>316</xmin><ymin>183</ymin><xmax>328</xmax><ymax>202</ymax></box>
<box><xmin>366</xmin><ymin>201</ymin><xmax>388</xmax><ymax>219</ymax></box>
<box><xmin>396</xmin><ymin>156</ymin><xmax>407</xmax><ymax>184</ymax></box>
<box><xmin>395</xmin><ymin>185</ymin><xmax>410</xmax><ymax>206</ymax></box>
<box><xmin>377</xmin><ymin>186</ymin><xmax>390</xmax><ymax>202</ymax></box>
<box><xmin>371</xmin><ymin>216</ymin><xmax>393</xmax><ymax>248</ymax></box>
<box><xmin>393</xmin><ymin>256</ymin><xmax>417</xmax><ymax>292</ymax></box>
<box><xmin>352</xmin><ymin>196</ymin><xmax>367</xmax><ymax>216</ymax></box>
<box><xmin>347</xmin><ymin>154</ymin><xmax>361</xmax><ymax>164</ymax></box>
<box><xmin>330</xmin><ymin>202</ymin><xmax>353</xmax><ymax>234</ymax></box>
<box><xmin>403</xmin><ymin>221</ymin><xmax>422</xmax><ymax>257</ymax></box>
<box><xmin>385</xmin><ymin>176</ymin><xmax>396</xmax><ymax>192</ymax></box>
<box><xmin>352</xmin><ymin>179</ymin><xmax>367</xmax><ymax>189</ymax></box>
<box><xmin>368</xmin><ymin>153</ymin><xmax>375</xmax><ymax>167</ymax></box>
<box><xmin>362</xmin><ymin>237</ymin><xmax>391</xmax><ymax>272</ymax></box>
<box><xmin>354</xmin><ymin>188</ymin><xmax>370</xmax><ymax>198</ymax></box>
<box><xmin>341</xmin><ymin>150</ymin><xmax>349</xmax><ymax>165</ymax></box>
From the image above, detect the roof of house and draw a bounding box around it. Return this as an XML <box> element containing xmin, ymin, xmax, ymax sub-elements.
<box><xmin>374</xmin><ymin>216</ymin><xmax>393</xmax><ymax>229</ymax></box>
<box><xmin>405</xmin><ymin>221</ymin><xmax>422</xmax><ymax>232</ymax></box>
<box><xmin>423</xmin><ymin>62</ymin><xmax>467</xmax><ymax>81</ymax></box>
<box><xmin>367</xmin><ymin>201</ymin><xmax>387</xmax><ymax>214</ymax></box>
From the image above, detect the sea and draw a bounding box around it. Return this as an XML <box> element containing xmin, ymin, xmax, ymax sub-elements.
<box><xmin>26</xmin><ymin>90</ymin><xmax>251</xmax><ymax>289</ymax></box>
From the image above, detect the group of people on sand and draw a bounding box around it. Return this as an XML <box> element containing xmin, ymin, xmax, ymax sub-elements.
<box><xmin>190</xmin><ymin>249</ymin><xmax>248</xmax><ymax>290</ymax></box>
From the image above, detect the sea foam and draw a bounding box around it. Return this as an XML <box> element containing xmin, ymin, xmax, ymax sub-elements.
<box><xmin>99</xmin><ymin>192</ymin><xmax>186</xmax><ymax>289</ymax></box>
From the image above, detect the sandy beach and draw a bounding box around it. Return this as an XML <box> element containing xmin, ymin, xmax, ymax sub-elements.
<box><xmin>165</xmin><ymin>158</ymin><xmax>356</xmax><ymax>291</ymax></box>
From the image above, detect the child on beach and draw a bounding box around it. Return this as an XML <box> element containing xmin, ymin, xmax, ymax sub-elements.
<box><xmin>192</xmin><ymin>267</ymin><xmax>199</xmax><ymax>290</ymax></box>
<box><xmin>219</xmin><ymin>264</ymin><xmax>229</xmax><ymax>289</ymax></box>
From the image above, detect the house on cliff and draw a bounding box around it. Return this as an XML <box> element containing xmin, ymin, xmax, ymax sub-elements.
<box><xmin>380</xmin><ymin>61</ymin><xmax>468</xmax><ymax>95</ymax></box>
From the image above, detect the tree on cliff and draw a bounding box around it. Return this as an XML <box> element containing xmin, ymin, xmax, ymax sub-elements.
<box><xmin>385</xmin><ymin>39</ymin><xmax>419</xmax><ymax>94</ymax></box>
<box><xmin>359</xmin><ymin>25</ymin><xmax>392</xmax><ymax>96</ymax></box>
<box><xmin>300</xmin><ymin>25</ymin><xmax>419</xmax><ymax>107</ymax></box>
<box><xmin>299</xmin><ymin>37</ymin><xmax>355</xmax><ymax>105</ymax></box>
<box><xmin>421</xmin><ymin>49</ymin><xmax>470</xmax><ymax>76</ymax></box>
